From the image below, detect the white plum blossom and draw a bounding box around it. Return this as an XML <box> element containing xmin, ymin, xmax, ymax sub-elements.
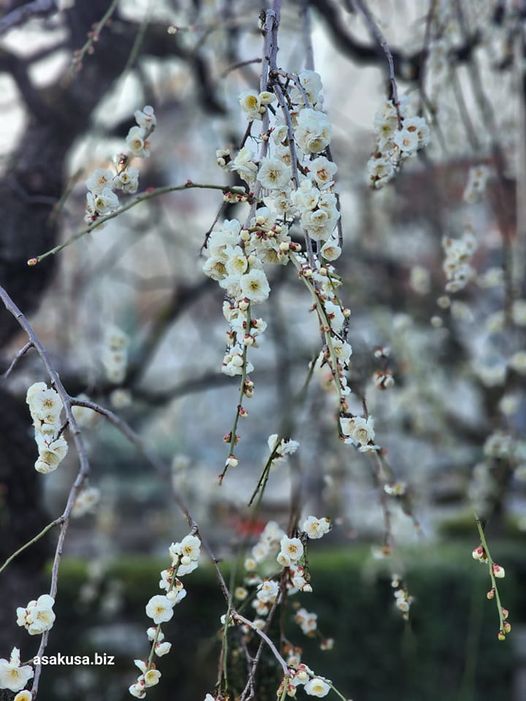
<box><xmin>278</xmin><ymin>536</ymin><xmax>304</xmax><ymax>565</ymax></box>
<box><xmin>290</xmin><ymin>70</ymin><xmax>323</xmax><ymax>106</ymax></box>
<box><xmin>13</xmin><ymin>692</ymin><xmax>32</xmax><ymax>701</ymax></box>
<box><xmin>126</xmin><ymin>126</ymin><xmax>151</xmax><ymax>158</ymax></box>
<box><xmin>0</xmin><ymin>648</ymin><xmax>34</xmax><ymax>692</ymax></box>
<box><xmin>301</xmin><ymin>516</ymin><xmax>331</xmax><ymax>539</ymax></box>
<box><xmin>308</xmin><ymin>156</ymin><xmax>337</xmax><ymax>188</ymax></box>
<box><xmin>257</xmin><ymin>156</ymin><xmax>291</xmax><ymax>190</ymax></box>
<box><xmin>239</xmin><ymin>269</ymin><xmax>271</xmax><ymax>302</ymax></box>
<box><xmin>230</xmin><ymin>146</ymin><xmax>258</xmax><ymax>183</ymax></box>
<box><xmin>134</xmin><ymin>105</ymin><xmax>156</xmax><ymax>131</ymax></box>
<box><xmin>86</xmin><ymin>168</ymin><xmax>114</xmax><ymax>194</ymax></box>
<box><xmin>367</xmin><ymin>98</ymin><xmax>428</xmax><ymax>188</ymax></box>
<box><xmin>85</xmin><ymin>105</ymin><xmax>155</xmax><ymax>221</ymax></box>
<box><xmin>26</xmin><ymin>382</ymin><xmax>68</xmax><ymax>474</ymax></box>
<box><xmin>341</xmin><ymin>416</ymin><xmax>378</xmax><ymax>452</ymax></box>
<box><xmin>114</xmin><ymin>166</ymin><xmax>140</xmax><ymax>194</ymax></box>
<box><xmin>145</xmin><ymin>595</ymin><xmax>174</xmax><ymax>624</ymax></box>
<box><xmin>295</xmin><ymin>108</ymin><xmax>332</xmax><ymax>153</ymax></box>
<box><xmin>305</xmin><ymin>678</ymin><xmax>331</xmax><ymax>697</ymax></box>
<box><xmin>16</xmin><ymin>594</ymin><xmax>56</xmax><ymax>635</ymax></box>
<box><xmin>34</xmin><ymin>436</ymin><xmax>68</xmax><ymax>474</ymax></box>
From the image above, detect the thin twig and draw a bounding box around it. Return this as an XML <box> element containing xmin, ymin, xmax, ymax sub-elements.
<box><xmin>1</xmin><ymin>341</ymin><xmax>33</xmax><ymax>379</ymax></box>
<box><xmin>28</xmin><ymin>182</ymin><xmax>242</xmax><ymax>265</ymax></box>
<box><xmin>353</xmin><ymin>0</ymin><xmax>401</xmax><ymax>118</ymax></box>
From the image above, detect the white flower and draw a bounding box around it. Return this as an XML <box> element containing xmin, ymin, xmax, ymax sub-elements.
<box><xmin>144</xmin><ymin>669</ymin><xmax>161</xmax><ymax>687</ymax></box>
<box><xmin>204</xmin><ymin>695</ymin><xmax>216</xmax><ymax>701</ymax></box>
<box><xmin>393</xmin><ymin>127</ymin><xmax>419</xmax><ymax>155</ymax></box>
<box><xmin>402</xmin><ymin>115</ymin><xmax>430</xmax><ymax>147</ymax></box>
<box><xmin>367</xmin><ymin>156</ymin><xmax>395</xmax><ymax>188</ymax></box>
<box><xmin>147</xmin><ymin>626</ymin><xmax>163</xmax><ymax>642</ymax></box>
<box><xmin>155</xmin><ymin>641</ymin><xmax>172</xmax><ymax>657</ymax></box>
<box><xmin>225</xmin><ymin>246</ymin><xmax>248</xmax><ymax>277</ymax></box>
<box><xmin>14</xmin><ymin>692</ymin><xmax>32</xmax><ymax>701</ymax></box>
<box><xmin>34</xmin><ymin>436</ymin><xmax>68</xmax><ymax>474</ymax></box>
<box><xmin>145</xmin><ymin>595</ymin><xmax>174</xmax><ymax>624</ymax></box>
<box><xmin>129</xmin><ymin>682</ymin><xmax>146</xmax><ymax>698</ymax></box>
<box><xmin>166</xmin><ymin>585</ymin><xmax>187</xmax><ymax>605</ymax></box>
<box><xmin>239</xmin><ymin>90</ymin><xmax>263</xmax><ymax>120</ymax></box>
<box><xmin>27</xmin><ymin>384</ymin><xmax>62</xmax><ymax>424</ymax></box>
<box><xmin>90</xmin><ymin>187</ymin><xmax>120</xmax><ymax>215</ymax></box>
<box><xmin>86</xmin><ymin>168</ymin><xmax>114</xmax><ymax>194</ymax></box>
<box><xmin>170</xmin><ymin>534</ymin><xmax>201</xmax><ymax>562</ymax></box>
<box><xmin>341</xmin><ymin>416</ymin><xmax>378</xmax><ymax>451</ymax></box>
<box><xmin>332</xmin><ymin>339</ymin><xmax>352</xmax><ymax>363</ymax></box>
<box><xmin>134</xmin><ymin>105</ymin><xmax>156</xmax><ymax>131</ymax></box>
<box><xmin>309</xmin><ymin>156</ymin><xmax>337</xmax><ymax>188</ymax></box>
<box><xmin>279</xmin><ymin>536</ymin><xmax>304</xmax><ymax>563</ymax></box>
<box><xmin>293</xmin><ymin>179</ymin><xmax>319</xmax><ymax>212</ymax></box>
<box><xmin>16</xmin><ymin>594</ymin><xmax>56</xmax><ymax>635</ymax></box>
<box><xmin>295</xmin><ymin>108</ymin><xmax>332</xmax><ymax>154</ymax></box>
<box><xmin>257</xmin><ymin>157</ymin><xmax>291</xmax><ymax>190</ymax></box>
<box><xmin>324</xmin><ymin>301</ymin><xmax>345</xmax><ymax>332</ymax></box>
<box><xmin>319</xmin><ymin>240</ymin><xmax>341</xmax><ymax>263</ymax></box>
<box><xmin>239</xmin><ymin>269</ymin><xmax>270</xmax><ymax>302</ymax></box>
<box><xmin>114</xmin><ymin>166</ymin><xmax>140</xmax><ymax>194</ymax></box>
<box><xmin>301</xmin><ymin>516</ymin><xmax>331</xmax><ymax>539</ymax></box>
<box><xmin>0</xmin><ymin>648</ymin><xmax>34</xmax><ymax>692</ymax></box>
<box><xmin>305</xmin><ymin>678</ymin><xmax>330</xmax><ymax>697</ymax></box>
<box><xmin>126</xmin><ymin>126</ymin><xmax>151</xmax><ymax>158</ymax></box>
<box><xmin>291</xmin><ymin>70</ymin><xmax>323</xmax><ymax>106</ymax></box>
<box><xmin>230</xmin><ymin>146</ymin><xmax>258</xmax><ymax>183</ymax></box>
<box><xmin>256</xmin><ymin>579</ymin><xmax>280</xmax><ymax>603</ymax></box>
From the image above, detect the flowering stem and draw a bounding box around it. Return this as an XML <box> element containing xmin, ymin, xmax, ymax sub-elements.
<box><xmin>474</xmin><ymin>514</ymin><xmax>506</xmax><ymax>636</ymax></box>
<box><xmin>146</xmin><ymin>556</ymin><xmax>180</xmax><ymax>669</ymax></box>
<box><xmin>28</xmin><ymin>182</ymin><xmax>242</xmax><ymax>265</ymax></box>
<box><xmin>220</xmin><ymin>304</ymin><xmax>252</xmax><ymax>484</ymax></box>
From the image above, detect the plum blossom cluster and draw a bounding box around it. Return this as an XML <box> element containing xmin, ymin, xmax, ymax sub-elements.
<box><xmin>442</xmin><ymin>227</ymin><xmax>477</xmax><ymax>293</ymax></box>
<box><xmin>16</xmin><ymin>594</ymin><xmax>56</xmax><ymax>635</ymax></box>
<box><xmin>367</xmin><ymin>97</ymin><xmax>430</xmax><ymax>188</ymax></box>
<box><xmin>0</xmin><ymin>648</ymin><xmax>33</xmax><ymax>694</ymax></box>
<box><xmin>26</xmin><ymin>382</ymin><xmax>68</xmax><ymax>474</ymax></box>
<box><xmin>390</xmin><ymin>574</ymin><xmax>414</xmax><ymax>620</ymax></box>
<box><xmin>278</xmin><ymin>653</ymin><xmax>332</xmax><ymax>699</ymax></box>
<box><xmin>102</xmin><ymin>325</ymin><xmax>129</xmax><ymax>384</ymax></box>
<box><xmin>340</xmin><ymin>415</ymin><xmax>378</xmax><ymax>453</ymax></box>
<box><xmin>206</xmin><ymin>70</ymin><xmax>354</xmax><ymax>468</ymax></box>
<box><xmin>84</xmin><ymin>106</ymin><xmax>156</xmax><ymax>223</ymax></box>
<box><xmin>240</xmin><ymin>515</ymin><xmax>331</xmax><ymax>648</ymax></box>
<box><xmin>129</xmin><ymin>533</ymin><xmax>201</xmax><ymax>698</ymax></box>
<box><xmin>239</xmin><ymin>89</ymin><xmax>275</xmax><ymax>120</ymax></box>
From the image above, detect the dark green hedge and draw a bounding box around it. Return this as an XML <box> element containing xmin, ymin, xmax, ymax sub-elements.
<box><xmin>34</xmin><ymin>542</ymin><xmax>524</xmax><ymax>701</ymax></box>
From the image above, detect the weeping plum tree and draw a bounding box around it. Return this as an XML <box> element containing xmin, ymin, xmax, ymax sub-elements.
<box><xmin>0</xmin><ymin>0</ymin><xmax>524</xmax><ymax>699</ymax></box>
